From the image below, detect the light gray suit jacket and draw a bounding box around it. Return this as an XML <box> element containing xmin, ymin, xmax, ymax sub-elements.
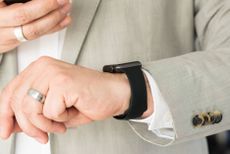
<box><xmin>1</xmin><ymin>0</ymin><xmax>230</xmax><ymax>153</ymax></box>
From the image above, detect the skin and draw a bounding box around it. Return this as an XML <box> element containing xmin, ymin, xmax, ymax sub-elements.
<box><xmin>0</xmin><ymin>57</ymin><xmax>153</xmax><ymax>144</ymax></box>
<box><xmin>0</xmin><ymin>0</ymin><xmax>72</xmax><ymax>53</ymax></box>
<box><xmin>0</xmin><ymin>0</ymin><xmax>154</xmax><ymax>144</ymax></box>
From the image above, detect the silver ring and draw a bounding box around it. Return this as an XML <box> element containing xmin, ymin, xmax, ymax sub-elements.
<box><xmin>14</xmin><ymin>26</ymin><xmax>28</xmax><ymax>42</ymax></box>
<box><xmin>27</xmin><ymin>88</ymin><xmax>46</xmax><ymax>104</ymax></box>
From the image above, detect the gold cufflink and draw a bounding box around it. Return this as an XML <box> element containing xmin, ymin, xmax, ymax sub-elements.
<box><xmin>208</xmin><ymin>111</ymin><xmax>222</xmax><ymax>124</ymax></box>
<box><xmin>192</xmin><ymin>114</ymin><xmax>205</xmax><ymax>127</ymax></box>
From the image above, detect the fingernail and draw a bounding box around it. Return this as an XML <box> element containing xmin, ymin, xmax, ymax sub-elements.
<box><xmin>60</xmin><ymin>4</ymin><xmax>71</xmax><ymax>14</ymax></box>
<box><xmin>57</xmin><ymin>0</ymin><xmax>68</xmax><ymax>6</ymax></box>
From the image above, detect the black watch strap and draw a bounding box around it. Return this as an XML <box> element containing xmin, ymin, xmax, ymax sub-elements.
<box><xmin>103</xmin><ymin>61</ymin><xmax>147</xmax><ymax>120</ymax></box>
<box><xmin>4</xmin><ymin>0</ymin><xmax>30</xmax><ymax>5</ymax></box>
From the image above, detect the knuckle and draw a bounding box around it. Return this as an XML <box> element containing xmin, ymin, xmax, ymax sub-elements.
<box><xmin>14</xmin><ymin>9</ymin><xmax>31</xmax><ymax>24</ymax></box>
<box><xmin>36</xmin><ymin>56</ymin><xmax>53</xmax><ymax>64</ymax></box>
<box><xmin>34</xmin><ymin>56</ymin><xmax>53</xmax><ymax>68</ymax></box>
<box><xmin>31</xmin><ymin>56</ymin><xmax>51</xmax><ymax>67</ymax></box>
<box><xmin>44</xmin><ymin>0</ymin><xmax>59</xmax><ymax>11</ymax></box>
<box><xmin>43</xmin><ymin>109</ymin><xmax>59</xmax><ymax>120</ymax></box>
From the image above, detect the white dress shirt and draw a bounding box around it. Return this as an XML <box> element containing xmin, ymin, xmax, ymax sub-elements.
<box><xmin>15</xmin><ymin>30</ymin><xmax>174</xmax><ymax>154</ymax></box>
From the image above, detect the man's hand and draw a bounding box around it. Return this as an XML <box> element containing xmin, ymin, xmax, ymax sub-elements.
<box><xmin>0</xmin><ymin>57</ymin><xmax>133</xmax><ymax>143</ymax></box>
<box><xmin>0</xmin><ymin>0</ymin><xmax>71</xmax><ymax>53</ymax></box>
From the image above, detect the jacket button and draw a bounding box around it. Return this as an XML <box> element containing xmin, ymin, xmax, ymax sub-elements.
<box><xmin>192</xmin><ymin>115</ymin><xmax>204</xmax><ymax>127</ymax></box>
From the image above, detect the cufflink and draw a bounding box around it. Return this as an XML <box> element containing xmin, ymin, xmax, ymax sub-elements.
<box><xmin>192</xmin><ymin>112</ymin><xmax>210</xmax><ymax>127</ymax></box>
<box><xmin>193</xmin><ymin>110</ymin><xmax>223</xmax><ymax>128</ymax></box>
<box><xmin>192</xmin><ymin>114</ymin><xmax>204</xmax><ymax>127</ymax></box>
<box><xmin>208</xmin><ymin>111</ymin><xmax>223</xmax><ymax>124</ymax></box>
<box><xmin>201</xmin><ymin>112</ymin><xmax>211</xmax><ymax>126</ymax></box>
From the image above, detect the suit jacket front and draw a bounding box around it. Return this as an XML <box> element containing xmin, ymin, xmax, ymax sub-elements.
<box><xmin>1</xmin><ymin>0</ymin><xmax>230</xmax><ymax>153</ymax></box>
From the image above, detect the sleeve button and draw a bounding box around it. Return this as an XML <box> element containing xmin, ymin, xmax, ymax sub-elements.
<box><xmin>192</xmin><ymin>115</ymin><xmax>204</xmax><ymax>127</ymax></box>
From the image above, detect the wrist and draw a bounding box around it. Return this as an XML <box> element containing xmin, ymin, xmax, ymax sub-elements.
<box><xmin>111</xmin><ymin>73</ymin><xmax>154</xmax><ymax>119</ymax></box>
<box><xmin>111</xmin><ymin>73</ymin><xmax>131</xmax><ymax>116</ymax></box>
<box><xmin>103</xmin><ymin>61</ymin><xmax>151</xmax><ymax>120</ymax></box>
<box><xmin>141</xmin><ymin>74</ymin><xmax>154</xmax><ymax>118</ymax></box>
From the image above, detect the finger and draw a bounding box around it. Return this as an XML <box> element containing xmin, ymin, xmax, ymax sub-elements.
<box><xmin>0</xmin><ymin>42</ymin><xmax>19</xmax><ymax>53</ymax></box>
<box><xmin>43</xmin><ymin>89</ymin><xmax>69</xmax><ymax>122</ymax></box>
<box><xmin>29</xmin><ymin>114</ymin><xmax>66</xmax><ymax>133</ymax></box>
<box><xmin>47</xmin><ymin>15</ymin><xmax>71</xmax><ymax>34</ymax></box>
<box><xmin>0</xmin><ymin>4</ymin><xmax>70</xmax><ymax>47</ymax></box>
<box><xmin>0</xmin><ymin>0</ymin><xmax>69</xmax><ymax>27</ymax></box>
<box><xmin>7</xmin><ymin>66</ymin><xmax>49</xmax><ymax>142</ymax></box>
<box><xmin>18</xmin><ymin>67</ymin><xmax>67</xmax><ymax>133</ymax></box>
<box><xmin>64</xmin><ymin>112</ymin><xmax>93</xmax><ymax>128</ymax></box>
<box><xmin>0</xmin><ymin>57</ymin><xmax>54</xmax><ymax>139</ymax></box>
<box><xmin>0</xmin><ymin>76</ymin><xmax>21</xmax><ymax>139</ymax></box>
<box><xmin>22</xmin><ymin>94</ymin><xmax>66</xmax><ymax>133</ymax></box>
<box><xmin>10</xmin><ymin>86</ymin><xmax>48</xmax><ymax>143</ymax></box>
<box><xmin>14</xmin><ymin>111</ymin><xmax>48</xmax><ymax>144</ymax></box>
<box><xmin>22</xmin><ymin>3</ymin><xmax>71</xmax><ymax>40</ymax></box>
<box><xmin>0</xmin><ymin>13</ymin><xmax>71</xmax><ymax>53</ymax></box>
<box><xmin>0</xmin><ymin>114</ymin><xmax>15</xmax><ymax>139</ymax></box>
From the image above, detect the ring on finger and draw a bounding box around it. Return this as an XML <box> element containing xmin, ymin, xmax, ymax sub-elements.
<box><xmin>14</xmin><ymin>26</ymin><xmax>28</xmax><ymax>42</ymax></box>
<box><xmin>27</xmin><ymin>88</ymin><xmax>46</xmax><ymax>104</ymax></box>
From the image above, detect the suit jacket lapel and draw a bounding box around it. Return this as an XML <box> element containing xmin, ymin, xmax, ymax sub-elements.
<box><xmin>61</xmin><ymin>0</ymin><xmax>101</xmax><ymax>64</ymax></box>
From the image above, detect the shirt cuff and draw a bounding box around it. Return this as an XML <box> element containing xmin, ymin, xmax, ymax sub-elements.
<box><xmin>130</xmin><ymin>69</ymin><xmax>175</xmax><ymax>140</ymax></box>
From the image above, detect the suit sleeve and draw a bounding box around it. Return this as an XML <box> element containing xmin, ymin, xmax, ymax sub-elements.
<box><xmin>129</xmin><ymin>0</ymin><xmax>230</xmax><ymax>146</ymax></box>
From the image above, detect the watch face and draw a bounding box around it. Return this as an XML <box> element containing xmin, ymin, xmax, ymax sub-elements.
<box><xmin>115</xmin><ymin>61</ymin><xmax>142</xmax><ymax>72</ymax></box>
<box><xmin>103</xmin><ymin>61</ymin><xmax>142</xmax><ymax>73</ymax></box>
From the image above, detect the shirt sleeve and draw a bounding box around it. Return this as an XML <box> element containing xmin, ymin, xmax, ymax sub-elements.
<box><xmin>130</xmin><ymin>69</ymin><xmax>175</xmax><ymax>140</ymax></box>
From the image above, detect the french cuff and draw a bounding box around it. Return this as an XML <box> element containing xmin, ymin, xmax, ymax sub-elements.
<box><xmin>129</xmin><ymin>69</ymin><xmax>175</xmax><ymax>144</ymax></box>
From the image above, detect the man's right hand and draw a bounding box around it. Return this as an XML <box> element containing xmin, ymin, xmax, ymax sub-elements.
<box><xmin>0</xmin><ymin>0</ymin><xmax>72</xmax><ymax>53</ymax></box>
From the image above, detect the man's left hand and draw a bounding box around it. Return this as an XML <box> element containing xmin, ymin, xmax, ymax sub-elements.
<box><xmin>0</xmin><ymin>56</ymin><xmax>131</xmax><ymax>143</ymax></box>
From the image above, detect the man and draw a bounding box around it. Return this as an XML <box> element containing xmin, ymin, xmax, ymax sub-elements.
<box><xmin>0</xmin><ymin>0</ymin><xmax>230</xmax><ymax>154</ymax></box>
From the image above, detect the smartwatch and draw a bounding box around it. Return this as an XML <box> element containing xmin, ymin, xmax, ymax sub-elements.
<box><xmin>103</xmin><ymin>61</ymin><xmax>147</xmax><ymax>120</ymax></box>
